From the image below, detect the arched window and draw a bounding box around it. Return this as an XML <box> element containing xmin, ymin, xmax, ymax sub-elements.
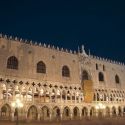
<box><xmin>37</xmin><ymin>61</ymin><xmax>46</xmax><ymax>73</ymax></box>
<box><xmin>7</xmin><ymin>56</ymin><xmax>18</xmax><ymax>69</ymax></box>
<box><xmin>98</xmin><ymin>72</ymin><xmax>104</xmax><ymax>82</ymax></box>
<box><xmin>62</xmin><ymin>65</ymin><xmax>70</xmax><ymax>77</ymax></box>
<box><xmin>82</xmin><ymin>70</ymin><xmax>90</xmax><ymax>81</ymax></box>
<box><xmin>115</xmin><ymin>75</ymin><xmax>120</xmax><ymax>84</ymax></box>
<box><xmin>103</xmin><ymin>65</ymin><xmax>105</xmax><ymax>71</ymax></box>
<box><xmin>96</xmin><ymin>63</ymin><xmax>98</xmax><ymax>70</ymax></box>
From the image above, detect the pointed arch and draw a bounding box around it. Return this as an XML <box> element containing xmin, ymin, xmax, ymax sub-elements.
<box><xmin>73</xmin><ymin>107</ymin><xmax>80</xmax><ymax>118</ymax></box>
<box><xmin>40</xmin><ymin>106</ymin><xmax>50</xmax><ymax>120</ymax></box>
<box><xmin>7</xmin><ymin>56</ymin><xmax>18</xmax><ymax>69</ymax></box>
<box><xmin>52</xmin><ymin>106</ymin><xmax>61</xmax><ymax>119</ymax></box>
<box><xmin>62</xmin><ymin>65</ymin><xmax>70</xmax><ymax>77</ymax></box>
<box><xmin>105</xmin><ymin>107</ymin><xmax>110</xmax><ymax>117</ymax></box>
<box><xmin>90</xmin><ymin>107</ymin><xmax>96</xmax><ymax>117</ymax></box>
<box><xmin>112</xmin><ymin>106</ymin><xmax>116</xmax><ymax>117</ymax></box>
<box><xmin>82</xmin><ymin>107</ymin><xmax>88</xmax><ymax>117</ymax></box>
<box><xmin>37</xmin><ymin>61</ymin><xmax>46</xmax><ymax>73</ymax></box>
<box><xmin>82</xmin><ymin>70</ymin><xmax>90</xmax><ymax>81</ymax></box>
<box><xmin>1</xmin><ymin>104</ymin><xmax>11</xmax><ymax>120</ymax></box>
<box><xmin>115</xmin><ymin>75</ymin><xmax>120</xmax><ymax>84</ymax></box>
<box><xmin>98</xmin><ymin>72</ymin><xmax>104</xmax><ymax>82</ymax></box>
<box><xmin>27</xmin><ymin>105</ymin><xmax>38</xmax><ymax>121</ymax></box>
<box><xmin>63</xmin><ymin>106</ymin><xmax>70</xmax><ymax>118</ymax></box>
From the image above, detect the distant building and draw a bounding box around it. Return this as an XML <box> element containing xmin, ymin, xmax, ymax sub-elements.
<box><xmin>0</xmin><ymin>34</ymin><xmax>125</xmax><ymax>121</ymax></box>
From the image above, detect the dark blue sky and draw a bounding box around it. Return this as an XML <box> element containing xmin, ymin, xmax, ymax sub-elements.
<box><xmin>0</xmin><ymin>0</ymin><xmax>125</xmax><ymax>62</ymax></box>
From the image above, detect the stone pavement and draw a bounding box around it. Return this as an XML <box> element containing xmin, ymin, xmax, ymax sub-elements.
<box><xmin>0</xmin><ymin>117</ymin><xmax>125</xmax><ymax>125</ymax></box>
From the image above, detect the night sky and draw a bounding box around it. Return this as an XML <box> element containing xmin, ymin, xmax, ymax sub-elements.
<box><xmin>0</xmin><ymin>0</ymin><xmax>125</xmax><ymax>62</ymax></box>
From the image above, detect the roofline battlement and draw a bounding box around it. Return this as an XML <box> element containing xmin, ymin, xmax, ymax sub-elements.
<box><xmin>0</xmin><ymin>33</ymin><xmax>124</xmax><ymax>66</ymax></box>
<box><xmin>0</xmin><ymin>33</ymin><xmax>77</xmax><ymax>55</ymax></box>
<box><xmin>89</xmin><ymin>55</ymin><xmax>125</xmax><ymax>66</ymax></box>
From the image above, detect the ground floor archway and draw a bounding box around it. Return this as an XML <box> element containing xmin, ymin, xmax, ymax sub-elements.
<box><xmin>63</xmin><ymin>106</ymin><xmax>70</xmax><ymax>120</ymax></box>
<box><xmin>90</xmin><ymin>107</ymin><xmax>96</xmax><ymax>117</ymax></box>
<box><xmin>112</xmin><ymin>107</ymin><xmax>116</xmax><ymax>117</ymax></box>
<box><xmin>0</xmin><ymin>104</ymin><xmax>11</xmax><ymax>120</ymax></box>
<box><xmin>105</xmin><ymin>107</ymin><xmax>110</xmax><ymax>117</ymax></box>
<box><xmin>118</xmin><ymin>106</ymin><xmax>122</xmax><ymax>116</ymax></box>
<box><xmin>82</xmin><ymin>107</ymin><xmax>88</xmax><ymax>117</ymax></box>
<box><xmin>40</xmin><ymin>106</ymin><xmax>50</xmax><ymax>120</ymax></box>
<box><xmin>52</xmin><ymin>106</ymin><xmax>60</xmax><ymax>120</ymax></box>
<box><xmin>27</xmin><ymin>105</ymin><xmax>38</xmax><ymax>121</ymax></box>
<box><xmin>73</xmin><ymin>107</ymin><xmax>80</xmax><ymax>119</ymax></box>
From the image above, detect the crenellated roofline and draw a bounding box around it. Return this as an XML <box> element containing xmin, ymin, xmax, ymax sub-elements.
<box><xmin>0</xmin><ymin>33</ymin><xmax>124</xmax><ymax>66</ymax></box>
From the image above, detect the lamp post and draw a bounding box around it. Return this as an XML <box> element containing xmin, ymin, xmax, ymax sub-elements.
<box><xmin>95</xmin><ymin>103</ymin><xmax>106</xmax><ymax>118</ymax></box>
<box><xmin>11</xmin><ymin>99</ymin><xmax>23</xmax><ymax>125</ymax></box>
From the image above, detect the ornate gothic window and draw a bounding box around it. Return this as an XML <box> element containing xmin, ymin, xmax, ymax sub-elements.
<box><xmin>37</xmin><ymin>61</ymin><xmax>46</xmax><ymax>73</ymax></box>
<box><xmin>7</xmin><ymin>56</ymin><xmax>18</xmax><ymax>69</ymax></box>
<box><xmin>98</xmin><ymin>72</ymin><xmax>104</xmax><ymax>82</ymax></box>
<box><xmin>62</xmin><ymin>65</ymin><xmax>70</xmax><ymax>77</ymax></box>
<box><xmin>115</xmin><ymin>75</ymin><xmax>120</xmax><ymax>84</ymax></box>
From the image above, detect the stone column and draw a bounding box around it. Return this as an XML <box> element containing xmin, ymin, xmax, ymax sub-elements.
<box><xmin>12</xmin><ymin>86</ymin><xmax>15</xmax><ymax>101</ymax></box>
<box><xmin>26</xmin><ymin>89</ymin><xmax>28</xmax><ymax>102</ymax></box>
<box><xmin>116</xmin><ymin>108</ymin><xmax>118</xmax><ymax>116</ymax></box>
<box><xmin>110</xmin><ymin>110</ymin><xmax>112</xmax><ymax>117</ymax></box>
<box><xmin>121</xmin><ymin>107</ymin><xmax>124</xmax><ymax>117</ymax></box>
<box><xmin>75</xmin><ymin>94</ymin><xmax>76</xmax><ymax>104</ymax></box>
<box><xmin>95</xmin><ymin>110</ymin><xmax>98</xmax><ymax>118</ymax></box>
<box><xmin>24</xmin><ymin>111</ymin><xmax>28</xmax><ymax>121</ymax></box>
<box><xmin>87</xmin><ymin>108</ymin><xmax>91</xmax><ymax>119</ymax></box>
<box><xmin>65</xmin><ymin>94</ymin><xmax>67</xmax><ymax>103</ymax></box>
<box><xmin>70</xmin><ymin>94</ymin><xmax>72</xmax><ymax>103</ymax></box>
<box><xmin>60</xmin><ymin>91</ymin><xmax>62</xmax><ymax>103</ymax></box>
<box><xmin>79</xmin><ymin>111</ymin><xmax>82</xmax><ymax>120</ymax></box>
<box><xmin>103</xmin><ymin>109</ymin><xmax>106</xmax><ymax>117</ymax></box>
<box><xmin>6</xmin><ymin>85</ymin><xmax>8</xmax><ymax>102</ymax></box>
<box><xmin>49</xmin><ymin>91</ymin><xmax>51</xmax><ymax>103</ymax></box>
<box><xmin>49</xmin><ymin>112</ymin><xmax>52</xmax><ymax>121</ymax></box>
<box><xmin>11</xmin><ymin>111</ymin><xmax>15</xmax><ymax>121</ymax></box>
<box><xmin>55</xmin><ymin>91</ymin><xmax>57</xmax><ymax>103</ymax></box>
<box><xmin>32</xmin><ymin>91</ymin><xmax>34</xmax><ymax>103</ymax></box>
<box><xmin>60</xmin><ymin>113</ymin><xmax>63</xmax><ymax>120</ymax></box>
<box><xmin>79</xmin><ymin>96</ymin><xmax>80</xmax><ymax>103</ymax></box>
<box><xmin>70</xmin><ymin>113</ymin><xmax>73</xmax><ymax>120</ymax></box>
<box><xmin>44</xmin><ymin>91</ymin><xmax>46</xmax><ymax>102</ymax></box>
<box><xmin>37</xmin><ymin>113</ymin><xmax>40</xmax><ymax>121</ymax></box>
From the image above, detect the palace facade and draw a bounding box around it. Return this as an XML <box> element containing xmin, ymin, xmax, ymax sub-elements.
<box><xmin>0</xmin><ymin>35</ymin><xmax>125</xmax><ymax>121</ymax></box>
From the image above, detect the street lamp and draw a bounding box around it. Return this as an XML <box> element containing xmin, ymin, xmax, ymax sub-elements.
<box><xmin>11</xmin><ymin>99</ymin><xmax>23</xmax><ymax>125</ymax></box>
<box><xmin>95</xmin><ymin>103</ymin><xmax>106</xmax><ymax>118</ymax></box>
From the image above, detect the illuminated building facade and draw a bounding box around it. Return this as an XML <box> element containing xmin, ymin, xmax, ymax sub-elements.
<box><xmin>0</xmin><ymin>34</ymin><xmax>125</xmax><ymax>121</ymax></box>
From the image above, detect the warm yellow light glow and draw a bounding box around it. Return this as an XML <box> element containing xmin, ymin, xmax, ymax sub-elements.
<box><xmin>11</xmin><ymin>102</ymin><xmax>15</xmax><ymax>107</ymax></box>
<box><xmin>11</xmin><ymin>99</ymin><xmax>23</xmax><ymax>108</ymax></box>
<box><xmin>95</xmin><ymin>105</ymin><xmax>99</xmax><ymax>109</ymax></box>
<box><xmin>95</xmin><ymin>103</ymin><xmax>105</xmax><ymax>110</ymax></box>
